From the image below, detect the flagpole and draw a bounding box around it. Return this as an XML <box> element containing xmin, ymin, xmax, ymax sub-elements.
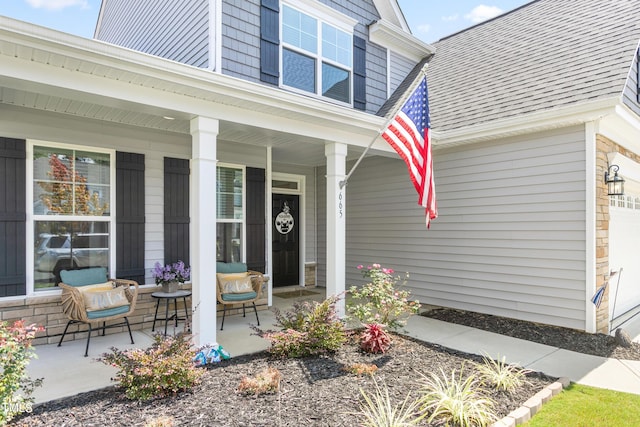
<box><xmin>339</xmin><ymin>63</ymin><xmax>429</xmax><ymax>189</ymax></box>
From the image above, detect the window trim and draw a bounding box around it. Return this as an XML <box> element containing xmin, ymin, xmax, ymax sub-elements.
<box><xmin>217</xmin><ymin>162</ymin><xmax>247</xmax><ymax>263</ymax></box>
<box><xmin>282</xmin><ymin>0</ymin><xmax>357</xmax><ymax>33</ymax></box>
<box><xmin>280</xmin><ymin>1</ymin><xmax>355</xmax><ymax>105</ymax></box>
<box><xmin>26</xmin><ymin>140</ymin><xmax>116</xmax><ymax>295</ymax></box>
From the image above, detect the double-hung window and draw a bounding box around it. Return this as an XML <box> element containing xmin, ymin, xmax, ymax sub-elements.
<box><xmin>281</xmin><ymin>2</ymin><xmax>355</xmax><ymax>104</ymax></box>
<box><xmin>216</xmin><ymin>165</ymin><xmax>245</xmax><ymax>263</ymax></box>
<box><xmin>31</xmin><ymin>142</ymin><xmax>113</xmax><ymax>291</ymax></box>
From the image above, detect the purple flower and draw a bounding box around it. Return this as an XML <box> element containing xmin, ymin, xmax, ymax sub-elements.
<box><xmin>152</xmin><ymin>260</ymin><xmax>191</xmax><ymax>285</ymax></box>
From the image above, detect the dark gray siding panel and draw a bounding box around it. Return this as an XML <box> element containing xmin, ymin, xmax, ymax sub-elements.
<box><xmin>246</xmin><ymin>167</ymin><xmax>266</xmax><ymax>272</ymax></box>
<box><xmin>222</xmin><ymin>0</ymin><xmax>387</xmax><ymax>112</ymax></box>
<box><xmin>164</xmin><ymin>158</ymin><xmax>190</xmax><ymax>265</ymax></box>
<box><xmin>96</xmin><ymin>0</ymin><xmax>209</xmax><ymax>68</ymax></box>
<box><xmin>0</xmin><ymin>138</ymin><xmax>26</xmax><ymax>297</ymax></box>
<box><xmin>222</xmin><ymin>0</ymin><xmax>262</xmax><ymax>82</ymax></box>
<box><xmin>116</xmin><ymin>152</ymin><xmax>145</xmax><ymax>284</ymax></box>
<box><xmin>390</xmin><ymin>51</ymin><xmax>418</xmax><ymax>96</ymax></box>
<box><xmin>623</xmin><ymin>49</ymin><xmax>640</xmax><ymax>116</ymax></box>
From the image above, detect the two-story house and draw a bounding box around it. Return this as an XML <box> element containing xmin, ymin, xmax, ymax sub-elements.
<box><xmin>0</xmin><ymin>0</ymin><xmax>434</xmax><ymax>346</ymax></box>
<box><xmin>2</xmin><ymin>0</ymin><xmax>640</xmax><ymax>348</ymax></box>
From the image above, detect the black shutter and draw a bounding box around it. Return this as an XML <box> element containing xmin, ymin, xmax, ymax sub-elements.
<box><xmin>116</xmin><ymin>152</ymin><xmax>145</xmax><ymax>284</ymax></box>
<box><xmin>353</xmin><ymin>35</ymin><xmax>367</xmax><ymax>111</ymax></box>
<box><xmin>0</xmin><ymin>138</ymin><xmax>26</xmax><ymax>297</ymax></box>
<box><xmin>164</xmin><ymin>158</ymin><xmax>190</xmax><ymax>265</ymax></box>
<box><xmin>246</xmin><ymin>167</ymin><xmax>266</xmax><ymax>273</ymax></box>
<box><xmin>260</xmin><ymin>0</ymin><xmax>280</xmax><ymax>85</ymax></box>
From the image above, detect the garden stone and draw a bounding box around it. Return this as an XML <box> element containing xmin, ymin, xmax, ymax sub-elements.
<box><xmin>615</xmin><ymin>328</ymin><xmax>633</xmax><ymax>348</ymax></box>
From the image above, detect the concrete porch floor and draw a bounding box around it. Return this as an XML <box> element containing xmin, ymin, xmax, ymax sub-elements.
<box><xmin>28</xmin><ymin>286</ymin><xmax>326</xmax><ymax>404</ymax></box>
<box><xmin>26</xmin><ymin>287</ymin><xmax>640</xmax><ymax>405</ymax></box>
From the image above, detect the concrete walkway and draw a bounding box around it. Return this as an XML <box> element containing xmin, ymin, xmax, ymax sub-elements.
<box><xmin>26</xmin><ymin>289</ymin><xmax>640</xmax><ymax>405</ymax></box>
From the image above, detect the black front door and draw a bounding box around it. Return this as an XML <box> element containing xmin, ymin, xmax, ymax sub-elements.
<box><xmin>272</xmin><ymin>194</ymin><xmax>299</xmax><ymax>287</ymax></box>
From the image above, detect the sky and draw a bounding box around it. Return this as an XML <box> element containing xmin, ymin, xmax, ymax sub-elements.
<box><xmin>0</xmin><ymin>0</ymin><xmax>531</xmax><ymax>44</ymax></box>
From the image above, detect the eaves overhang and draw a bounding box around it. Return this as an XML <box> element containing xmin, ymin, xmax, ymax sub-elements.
<box><xmin>0</xmin><ymin>16</ymin><xmax>385</xmax><ymax>148</ymax></box>
<box><xmin>369</xmin><ymin>19</ymin><xmax>435</xmax><ymax>62</ymax></box>
<box><xmin>431</xmin><ymin>97</ymin><xmax>622</xmax><ymax>149</ymax></box>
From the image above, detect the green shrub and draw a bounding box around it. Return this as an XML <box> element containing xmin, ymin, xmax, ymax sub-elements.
<box><xmin>100</xmin><ymin>333</ymin><xmax>203</xmax><ymax>401</ymax></box>
<box><xmin>355</xmin><ymin>378</ymin><xmax>423</xmax><ymax>427</ymax></box>
<box><xmin>0</xmin><ymin>320</ymin><xmax>43</xmax><ymax>425</ymax></box>
<box><xmin>417</xmin><ymin>367</ymin><xmax>497</xmax><ymax>427</ymax></box>
<box><xmin>254</xmin><ymin>294</ymin><xmax>346</xmax><ymax>358</ymax></box>
<box><xmin>347</xmin><ymin>264</ymin><xmax>420</xmax><ymax>331</ymax></box>
<box><xmin>475</xmin><ymin>353</ymin><xmax>530</xmax><ymax>392</ymax></box>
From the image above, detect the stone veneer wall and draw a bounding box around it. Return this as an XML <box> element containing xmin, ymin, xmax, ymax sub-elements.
<box><xmin>305</xmin><ymin>262</ymin><xmax>317</xmax><ymax>286</ymax></box>
<box><xmin>0</xmin><ymin>283</ymin><xmax>268</xmax><ymax>346</ymax></box>
<box><xmin>595</xmin><ymin>134</ymin><xmax>640</xmax><ymax>333</ymax></box>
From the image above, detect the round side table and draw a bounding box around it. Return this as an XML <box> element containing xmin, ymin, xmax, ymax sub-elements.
<box><xmin>151</xmin><ymin>290</ymin><xmax>192</xmax><ymax>335</ymax></box>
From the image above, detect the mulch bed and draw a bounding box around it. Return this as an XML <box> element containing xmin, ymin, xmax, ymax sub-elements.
<box><xmin>10</xmin><ymin>332</ymin><xmax>553</xmax><ymax>426</ymax></box>
<box><xmin>423</xmin><ymin>308</ymin><xmax>640</xmax><ymax>361</ymax></box>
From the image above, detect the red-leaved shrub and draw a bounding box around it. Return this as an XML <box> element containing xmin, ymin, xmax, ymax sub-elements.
<box><xmin>360</xmin><ymin>323</ymin><xmax>392</xmax><ymax>354</ymax></box>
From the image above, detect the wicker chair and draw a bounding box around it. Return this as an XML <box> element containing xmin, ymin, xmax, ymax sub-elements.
<box><xmin>57</xmin><ymin>267</ymin><xmax>139</xmax><ymax>356</ymax></box>
<box><xmin>216</xmin><ymin>262</ymin><xmax>265</xmax><ymax>330</ymax></box>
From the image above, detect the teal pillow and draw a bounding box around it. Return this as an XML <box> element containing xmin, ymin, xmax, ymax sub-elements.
<box><xmin>60</xmin><ymin>267</ymin><xmax>108</xmax><ymax>287</ymax></box>
<box><xmin>216</xmin><ymin>262</ymin><xmax>247</xmax><ymax>274</ymax></box>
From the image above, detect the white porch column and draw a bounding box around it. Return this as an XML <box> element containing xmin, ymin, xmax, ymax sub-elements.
<box><xmin>325</xmin><ymin>141</ymin><xmax>347</xmax><ymax>316</ymax></box>
<box><xmin>190</xmin><ymin>116</ymin><xmax>219</xmax><ymax>346</ymax></box>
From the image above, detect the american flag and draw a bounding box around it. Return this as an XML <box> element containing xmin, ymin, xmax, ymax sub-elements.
<box><xmin>382</xmin><ymin>77</ymin><xmax>437</xmax><ymax>228</ymax></box>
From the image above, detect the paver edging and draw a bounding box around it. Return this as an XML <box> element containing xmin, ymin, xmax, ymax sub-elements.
<box><xmin>490</xmin><ymin>377</ymin><xmax>571</xmax><ymax>427</ymax></box>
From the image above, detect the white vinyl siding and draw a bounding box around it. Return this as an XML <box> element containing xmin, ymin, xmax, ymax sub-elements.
<box><xmin>342</xmin><ymin>126</ymin><xmax>588</xmax><ymax>330</ymax></box>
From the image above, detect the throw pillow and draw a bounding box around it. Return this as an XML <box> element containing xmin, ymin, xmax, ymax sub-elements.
<box><xmin>217</xmin><ymin>273</ymin><xmax>253</xmax><ymax>294</ymax></box>
<box><xmin>83</xmin><ymin>286</ymin><xmax>129</xmax><ymax>311</ymax></box>
<box><xmin>78</xmin><ymin>281</ymin><xmax>115</xmax><ymax>293</ymax></box>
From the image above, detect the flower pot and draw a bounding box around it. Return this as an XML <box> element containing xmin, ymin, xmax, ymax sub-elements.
<box><xmin>162</xmin><ymin>281</ymin><xmax>179</xmax><ymax>293</ymax></box>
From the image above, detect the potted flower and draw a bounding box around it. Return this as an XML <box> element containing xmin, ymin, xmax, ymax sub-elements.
<box><xmin>152</xmin><ymin>260</ymin><xmax>190</xmax><ymax>293</ymax></box>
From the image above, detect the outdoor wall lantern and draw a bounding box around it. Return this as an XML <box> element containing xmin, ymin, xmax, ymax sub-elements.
<box><xmin>605</xmin><ymin>164</ymin><xmax>625</xmax><ymax>196</ymax></box>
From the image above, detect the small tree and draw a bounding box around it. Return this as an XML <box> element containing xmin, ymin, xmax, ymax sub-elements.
<box><xmin>39</xmin><ymin>154</ymin><xmax>108</xmax><ymax>216</ymax></box>
<box><xmin>347</xmin><ymin>264</ymin><xmax>421</xmax><ymax>331</ymax></box>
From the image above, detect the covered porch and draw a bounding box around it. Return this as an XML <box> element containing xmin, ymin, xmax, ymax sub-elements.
<box><xmin>0</xmin><ymin>16</ymin><xmax>399</xmax><ymax>349</ymax></box>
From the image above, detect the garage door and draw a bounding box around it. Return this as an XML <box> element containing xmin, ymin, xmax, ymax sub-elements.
<box><xmin>609</xmin><ymin>195</ymin><xmax>640</xmax><ymax>330</ymax></box>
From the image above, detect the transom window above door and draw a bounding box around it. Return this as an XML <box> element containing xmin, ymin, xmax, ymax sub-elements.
<box><xmin>281</xmin><ymin>2</ymin><xmax>355</xmax><ymax>104</ymax></box>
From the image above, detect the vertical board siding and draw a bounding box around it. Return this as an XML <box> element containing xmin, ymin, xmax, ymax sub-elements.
<box><xmin>353</xmin><ymin>35</ymin><xmax>367</xmax><ymax>111</ymax></box>
<box><xmin>116</xmin><ymin>152</ymin><xmax>146</xmax><ymax>284</ymax></box>
<box><xmin>164</xmin><ymin>158</ymin><xmax>190</xmax><ymax>266</ymax></box>
<box><xmin>259</xmin><ymin>0</ymin><xmax>279</xmax><ymax>85</ymax></box>
<box><xmin>96</xmin><ymin>0</ymin><xmax>209</xmax><ymax>68</ymax></box>
<box><xmin>0</xmin><ymin>138</ymin><xmax>26</xmax><ymax>296</ymax></box>
<box><xmin>341</xmin><ymin>126</ymin><xmax>589</xmax><ymax>330</ymax></box>
<box><xmin>246</xmin><ymin>167</ymin><xmax>266</xmax><ymax>272</ymax></box>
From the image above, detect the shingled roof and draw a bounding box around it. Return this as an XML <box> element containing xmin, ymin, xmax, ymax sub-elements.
<box><xmin>382</xmin><ymin>0</ymin><xmax>640</xmax><ymax>133</ymax></box>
